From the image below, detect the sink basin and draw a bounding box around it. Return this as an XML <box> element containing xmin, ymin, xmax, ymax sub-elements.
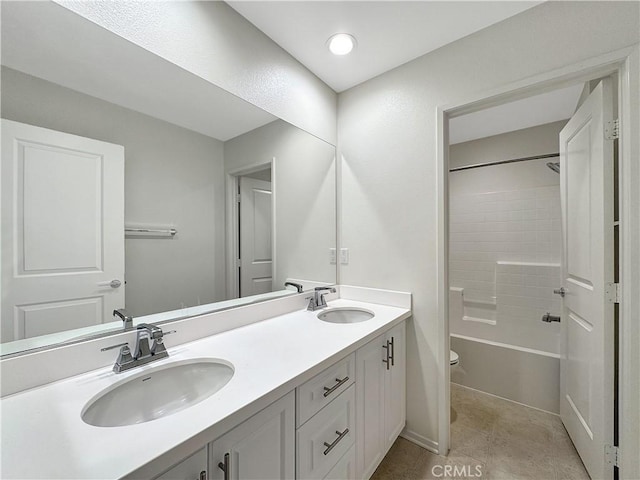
<box><xmin>82</xmin><ymin>359</ymin><xmax>234</xmax><ymax>427</ymax></box>
<box><xmin>317</xmin><ymin>307</ymin><xmax>375</xmax><ymax>324</ymax></box>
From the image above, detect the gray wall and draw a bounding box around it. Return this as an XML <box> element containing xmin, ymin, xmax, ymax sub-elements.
<box><xmin>337</xmin><ymin>1</ymin><xmax>639</xmax><ymax>449</ymax></box>
<box><xmin>449</xmin><ymin>121</ymin><xmax>565</xmax><ymax>195</ymax></box>
<box><xmin>1</xmin><ymin>66</ymin><xmax>226</xmax><ymax>317</ymax></box>
<box><xmin>450</xmin><ymin>120</ymin><xmax>566</xmax><ymax>169</ymax></box>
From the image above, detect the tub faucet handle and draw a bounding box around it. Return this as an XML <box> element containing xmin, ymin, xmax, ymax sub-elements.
<box><xmin>542</xmin><ymin>312</ymin><xmax>561</xmax><ymax>323</ymax></box>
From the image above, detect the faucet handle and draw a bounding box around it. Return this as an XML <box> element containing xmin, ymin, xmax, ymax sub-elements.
<box><xmin>101</xmin><ymin>343</ymin><xmax>134</xmax><ymax>373</ymax></box>
<box><xmin>150</xmin><ymin>330</ymin><xmax>175</xmax><ymax>356</ymax></box>
<box><xmin>115</xmin><ymin>345</ymin><xmax>133</xmax><ymax>365</ymax></box>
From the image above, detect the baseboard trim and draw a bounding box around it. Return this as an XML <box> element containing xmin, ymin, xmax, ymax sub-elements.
<box><xmin>400</xmin><ymin>429</ymin><xmax>440</xmax><ymax>455</ymax></box>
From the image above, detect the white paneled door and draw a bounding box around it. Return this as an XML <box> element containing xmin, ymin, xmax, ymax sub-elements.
<box><xmin>559</xmin><ymin>79</ymin><xmax>615</xmax><ymax>479</ymax></box>
<box><xmin>239</xmin><ymin>176</ymin><xmax>273</xmax><ymax>297</ymax></box>
<box><xmin>1</xmin><ymin>120</ymin><xmax>125</xmax><ymax>342</ymax></box>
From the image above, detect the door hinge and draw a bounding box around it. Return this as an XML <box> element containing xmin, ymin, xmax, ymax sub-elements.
<box><xmin>605</xmin><ymin>282</ymin><xmax>621</xmax><ymax>304</ymax></box>
<box><xmin>605</xmin><ymin>119</ymin><xmax>619</xmax><ymax>140</ymax></box>
<box><xmin>237</xmin><ymin>193</ymin><xmax>241</xmax><ymax>203</ymax></box>
<box><xmin>605</xmin><ymin>444</ymin><xmax>620</xmax><ymax>467</ymax></box>
<box><xmin>236</xmin><ymin>258</ymin><xmax>242</xmax><ymax>269</ymax></box>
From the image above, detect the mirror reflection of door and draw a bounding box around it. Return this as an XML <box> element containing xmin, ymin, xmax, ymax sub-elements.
<box><xmin>238</xmin><ymin>170</ymin><xmax>273</xmax><ymax>297</ymax></box>
<box><xmin>0</xmin><ymin>120</ymin><xmax>125</xmax><ymax>342</ymax></box>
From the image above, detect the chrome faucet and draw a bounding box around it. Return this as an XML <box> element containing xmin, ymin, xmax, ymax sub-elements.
<box><xmin>113</xmin><ymin>308</ymin><xmax>133</xmax><ymax>330</ymax></box>
<box><xmin>307</xmin><ymin>286</ymin><xmax>337</xmax><ymax>311</ymax></box>
<box><xmin>134</xmin><ymin>323</ymin><xmax>167</xmax><ymax>359</ymax></box>
<box><xmin>101</xmin><ymin>323</ymin><xmax>175</xmax><ymax>373</ymax></box>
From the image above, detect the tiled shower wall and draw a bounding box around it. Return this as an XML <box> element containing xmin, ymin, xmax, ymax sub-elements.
<box><xmin>449</xmin><ymin>185</ymin><xmax>562</xmax><ymax>354</ymax></box>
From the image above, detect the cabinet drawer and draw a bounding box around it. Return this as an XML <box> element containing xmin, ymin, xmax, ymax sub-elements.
<box><xmin>323</xmin><ymin>445</ymin><xmax>356</xmax><ymax>480</ymax></box>
<box><xmin>297</xmin><ymin>353</ymin><xmax>355</xmax><ymax>426</ymax></box>
<box><xmin>297</xmin><ymin>384</ymin><xmax>356</xmax><ymax>480</ymax></box>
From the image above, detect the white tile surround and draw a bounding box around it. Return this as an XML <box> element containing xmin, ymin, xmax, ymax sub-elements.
<box><xmin>450</xmin><ymin>185</ymin><xmax>561</xmax><ymax>300</ymax></box>
<box><xmin>449</xmin><ymin>185</ymin><xmax>562</xmax><ymax>354</ymax></box>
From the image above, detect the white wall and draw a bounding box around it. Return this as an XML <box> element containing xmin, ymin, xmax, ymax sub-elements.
<box><xmin>224</xmin><ymin>121</ymin><xmax>336</xmax><ymax>289</ymax></box>
<box><xmin>56</xmin><ymin>0</ymin><xmax>337</xmax><ymax>145</ymax></box>
<box><xmin>337</xmin><ymin>1</ymin><xmax>639</xmax><ymax>450</ymax></box>
<box><xmin>1</xmin><ymin>67</ymin><xmax>226</xmax><ymax>317</ymax></box>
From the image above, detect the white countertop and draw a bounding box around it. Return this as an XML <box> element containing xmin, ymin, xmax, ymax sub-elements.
<box><xmin>0</xmin><ymin>298</ymin><xmax>410</xmax><ymax>479</ymax></box>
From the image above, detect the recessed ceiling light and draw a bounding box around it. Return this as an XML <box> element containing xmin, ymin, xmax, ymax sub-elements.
<box><xmin>327</xmin><ymin>33</ymin><xmax>356</xmax><ymax>56</ymax></box>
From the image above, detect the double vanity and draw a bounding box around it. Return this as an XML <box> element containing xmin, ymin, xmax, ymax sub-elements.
<box><xmin>0</xmin><ymin>286</ymin><xmax>411</xmax><ymax>480</ymax></box>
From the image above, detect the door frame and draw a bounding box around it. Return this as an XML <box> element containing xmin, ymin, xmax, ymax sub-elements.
<box><xmin>225</xmin><ymin>159</ymin><xmax>276</xmax><ymax>299</ymax></box>
<box><xmin>436</xmin><ymin>45</ymin><xmax>639</xmax><ymax>479</ymax></box>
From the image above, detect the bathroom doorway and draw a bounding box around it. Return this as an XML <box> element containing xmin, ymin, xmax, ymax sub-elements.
<box><xmin>443</xmin><ymin>73</ymin><xmax>621</xmax><ymax>480</ymax></box>
<box><xmin>226</xmin><ymin>162</ymin><xmax>275</xmax><ymax>299</ymax></box>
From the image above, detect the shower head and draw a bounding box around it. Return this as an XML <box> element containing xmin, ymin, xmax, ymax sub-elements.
<box><xmin>546</xmin><ymin>162</ymin><xmax>560</xmax><ymax>174</ymax></box>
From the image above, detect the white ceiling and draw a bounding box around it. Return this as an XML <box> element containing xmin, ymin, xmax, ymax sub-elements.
<box><xmin>449</xmin><ymin>83</ymin><xmax>584</xmax><ymax>144</ymax></box>
<box><xmin>227</xmin><ymin>1</ymin><xmax>543</xmax><ymax>93</ymax></box>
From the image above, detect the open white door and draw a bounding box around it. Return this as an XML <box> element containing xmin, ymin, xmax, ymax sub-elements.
<box><xmin>1</xmin><ymin>120</ymin><xmax>125</xmax><ymax>342</ymax></box>
<box><xmin>559</xmin><ymin>79</ymin><xmax>615</xmax><ymax>479</ymax></box>
<box><xmin>239</xmin><ymin>176</ymin><xmax>273</xmax><ymax>297</ymax></box>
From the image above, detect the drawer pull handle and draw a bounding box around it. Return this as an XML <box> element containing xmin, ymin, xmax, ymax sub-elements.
<box><xmin>382</xmin><ymin>341</ymin><xmax>390</xmax><ymax>370</ymax></box>
<box><xmin>218</xmin><ymin>453</ymin><xmax>229</xmax><ymax>480</ymax></box>
<box><xmin>323</xmin><ymin>376</ymin><xmax>349</xmax><ymax>397</ymax></box>
<box><xmin>323</xmin><ymin>428</ymin><xmax>349</xmax><ymax>456</ymax></box>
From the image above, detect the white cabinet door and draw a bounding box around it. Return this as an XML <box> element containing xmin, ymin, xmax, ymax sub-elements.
<box><xmin>1</xmin><ymin>119</ymin><xmax>125</xmax><ymax>342</ymax></box>
<box><xmin>355</xmin><ymin>332</ymin><xmax>386</xmax><ymax>480</ymax></box>
<box><xmin>384</xmin><ymin>323</ymin><xmax>406</xmax><ymax>446</ymax></box>
<box><xmin>356</xmin><ymin>322</ymin><xmax>406</xmax><ymax>480</ymax></box>
<box><xmin>154</xmin><ymin>447</ymin><xmax>207</xmax><ymax>480</ymax></box>
<box><xmin>210</xmin><ymin>392</ymin><xmax>294</xmax><ymax>480</ymax></box>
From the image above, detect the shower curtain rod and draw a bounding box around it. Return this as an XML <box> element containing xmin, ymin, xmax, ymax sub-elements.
<box><xmin>449</xmin><ymin>153</ymin><xmax>559</xmax><ymax>172</ymax></box>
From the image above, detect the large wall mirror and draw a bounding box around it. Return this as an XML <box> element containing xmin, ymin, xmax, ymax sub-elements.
<box><xmin>0</xmin><ymin>2</ymin><xmax>336</xmax><ymax>357</ymax></box>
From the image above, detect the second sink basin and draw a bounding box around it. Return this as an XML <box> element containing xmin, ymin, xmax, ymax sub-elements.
<box><xmin>82</xmin><ymin>359</ymin><xmax>234</xmax><ymax>427</ymax></box>
<box><xmin>317</xmin><ymin>307</ymin><xmax>375</xmax><ymax>324</ymax></box>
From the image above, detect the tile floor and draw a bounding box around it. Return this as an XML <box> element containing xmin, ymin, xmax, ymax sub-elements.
<box><xmin>371</xmin><ymin>384</ymin><xmax>590</xmax><ymax>480</ymax></box>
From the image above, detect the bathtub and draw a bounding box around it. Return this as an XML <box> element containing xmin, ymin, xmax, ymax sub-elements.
<box><xmin>449</xmin><ymin>286</ymin><xmax>560</xmax><ymax>414</ymax></box>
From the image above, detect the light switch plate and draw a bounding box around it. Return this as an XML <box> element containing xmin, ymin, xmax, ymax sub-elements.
<box><xmin>340</xmin><ymin>248</ymin><xmax>349</xmax><ymax>265</ymax></box>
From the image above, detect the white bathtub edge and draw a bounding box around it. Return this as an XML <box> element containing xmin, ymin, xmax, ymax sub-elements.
<box><xmin>450</xmin><ymin>333</ymin><xmax>560</xmax><ymax>359</ymax></box>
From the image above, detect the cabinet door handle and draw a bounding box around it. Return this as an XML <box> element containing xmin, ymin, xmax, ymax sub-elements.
<box><xmin>218</xmin><ymin>453</ymin><xmax>229</xmax><ymax>480</ymax></box>
<box><xmin>199</xmin><ymin>470</ymin><xmax>207</xmax><ymax>480</ymax></box>
<box><xmin>323</xmin><ymin>376</ymin><xmax>349</xmax><ymax>397</ymax></box>
<box><xmin>323</xmin><ymin>428</ymin><xmax>350</xmax><ymax>456</ymax></box>
<box><xmin>382</xmin><ymin>341</ymin><xmax>390</xmax><ymax>370</ymax></box>
<box><xmin>389</xmin><ymin>336</ymin><xmax>395</xmax><ymax>367</ymax></box>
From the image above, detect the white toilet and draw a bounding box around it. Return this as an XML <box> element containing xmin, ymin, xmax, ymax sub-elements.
<box><xmin>450</xmin><ymin>350</ymin><xmax>460</xmax><ymax>369</ymax></box>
